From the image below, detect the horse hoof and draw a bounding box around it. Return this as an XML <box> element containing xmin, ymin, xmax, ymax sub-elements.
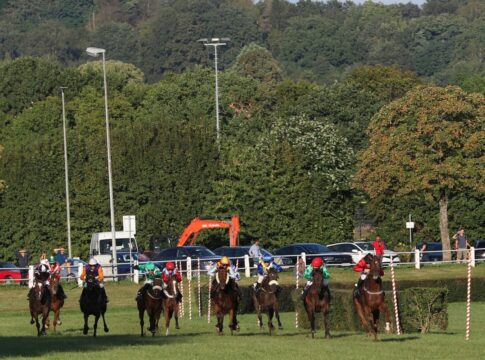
<box><xmin>83</xmin><ymin>329</ymin><xmax>88</xmax><ymax>335</ymax></box>
<box><xmin>104</xmin><ymin>327</ymin><xmax>109</xmax><ymax>333</ymax></box>
<box><xmin>30</xmin><ymin>319</ymin><xmax>34</xmax><ymax>325</ymax></box>
<box><xmin>176</xmin><ymin>325</ymin><xmax>180</xmax><ymax>330</ymax></box>
<box><xmin>278</xmin><ymin>326</ymin><xmax>283</xmax><ymax>330</ymax></box>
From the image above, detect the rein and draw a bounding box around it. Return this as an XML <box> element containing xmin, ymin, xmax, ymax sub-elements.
<box><xmin>163</xmin><ymin>280</ymin><xmax>177</xmax><ymax>299</ymax></box>
<box><xmin>215</xmin><ymin>271</ymin><xmax>230</xmax><ymax>285</ymax></box>
<box><xmin>363</xmin><ymin>285</ymin><xmax>384</xmax><ymax>295</ymax></box>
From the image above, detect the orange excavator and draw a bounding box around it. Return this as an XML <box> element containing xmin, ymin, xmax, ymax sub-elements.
<box><xmin>177</xmin><ymin>215</ymin><xmax>240</xmax><ymax>247</ymax></box>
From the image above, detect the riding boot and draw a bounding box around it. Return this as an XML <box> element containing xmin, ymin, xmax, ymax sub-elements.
<box><xmin>353</xmin><ymin>279</ymin><xmax>363</xmax><ymax>298</ymax></box>
<box><xmin>27</xmin><ymin>287</ymin><xmax>33</xmax><ymax>301</ymax></box>
<box><xmin>253</xmin><ymin>282</ymin><xmax>261</xmax><ymax>292</ymax></box>
<box><xmin>58</xmin><ymin>284</ymin><xmax>67</xmax><ymax>299</ymax></box>
<box><xmin>135</xmin><ymin>283</ymin><xmax>150</xmax><ymax>301</ymax></box>
<box><xmin>301</xmin><ymin>286</ymin><xmax>309</xmax><ymax>301</ymax></box>
<box><xmin>176</xmin><ymin>291</ymin><xmax>183</xmax><ymax>303</ymax></box>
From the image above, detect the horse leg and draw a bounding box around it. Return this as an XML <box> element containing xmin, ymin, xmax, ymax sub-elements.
<box><xmin>35</xmin><ymin>315</ymin><xmax>41</xmax><ymax>336</ymax></box>
<box><xmin>216</xmin><ymin>312</ymin><xmax>224</xmax><ymax>335</ymax></box>
<box><xmin>165</xmin><ymin>308</ymin><xmax>172</xmax><ymax>336</ymax></box>
<box><xmin>101</xmin><ymin>312</ymin><xmax>109</xmax><ymax>333</ymax></box>
<box><xmin>138</xmin><ymin>305</ymin><xmax>145</xmax><ymax>337</ymax></box>
<box><xmin>380</xmin><ymin>303</ymin><xmax>392</xmax><ymax>334</ymax></box>
<box><xmin>275</xmin><ymin>303</ymin><xmax>283</xmax><ymax>330</ymax></box>
<box><xmin>174</xmin><ymin>303</ymin><xmax>180</xmax><ymax>329</ymax></box>
<box><xmin>93</xmin><ymin>314</ymin><xmax>99</xmax><ymax>337</ymax></box>
<box><xmin>83</xmin><ymin>313</ymin><xmax>89</xmax><ymax>335</ymax></box>
<box><xmin>324</xmin><ymin>308</ymin><xmax>331</xmax><ymax>339</ymax></box>
<box><xmin>372</xmin><ymin>310</ymin><xmax>380</xmax><ymax>341</ymax></box>
<box><xmin>229</xmin><ymin>308</ymin><xmax>235</xmax><ymax>335</ymax></box>
<box><xmin>353</xmin><ymin>298</ymin><xmax>370</xmax><ymax>335</ymax></box>
<box><xmin>310</xmin><ymin>311</ymin><xmax>316</xmax><ymax>339</ymax></box>
<box><xmin>268</xmin><ymin>308</ymin><xmax>274</xmax><ymax>335</ymax></box>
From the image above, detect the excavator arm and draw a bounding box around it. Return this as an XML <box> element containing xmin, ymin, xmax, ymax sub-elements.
<box><xmin>177</xmin><ymin>215</ymin><xmax>240</xmax><ymax>247</ymax></box>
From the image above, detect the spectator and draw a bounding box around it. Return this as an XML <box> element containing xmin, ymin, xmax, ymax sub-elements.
<box><xmin>248</xmin><ymin>239</ymin><xmax>262</xmax><ymax>266</ymax></box>
<box><xmin>420</xmin><ymin>241</ymin><xmax>428</xmax><ymax>263</ymax></box>
<box><xmin>17</xmin><ymin>249</ymin><xmax>29</xmax><ymax>286</ymax></box>
<box><xmin>372</xmin><ymin>236</ymin><xmax>386</xmax><ymax>261</ymax></box>
<box><xmin>453</xmin><ymin>227</ymin><xmax>470</xmax><ymax>264</ymax></box>
<box><xmin>54</xmin><ymin>247</ymin><xmax>69</xmax><ymax>277</ymax></box>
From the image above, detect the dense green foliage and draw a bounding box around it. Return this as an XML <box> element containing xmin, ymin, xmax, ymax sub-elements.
<box><xmin>0</xmin><ymin>1</ymin><xmax>484</xmax><ymax>262</ymax></box>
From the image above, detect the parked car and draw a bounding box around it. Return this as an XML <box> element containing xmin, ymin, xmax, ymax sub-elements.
<box><xmin>212</xmin><ymin>246</ymin><xmax>293</xmax><ymax>268</ymax></box>
<box><xmin>66</xmin><ymin>258</ymin><xmax>86</xmax><ymax>280</ymax></box>
<box><xmin>328</xmin><ymin>241</ymin><xmax>401</xmax><ymax>265</ymax></box>
<box><xmin>415</xmin><ymin>242</ymin><xmax>443</xmax><ymax>262</ymax></box>
<box><xmin>117</xmin><ymin>252</ymin><xmax>149</xmax><ymax>277</ymax></box>
<box><xmin>0</xmin><ymin>261</ymin><xmax>21</xmax><ymax>284</ymax></box>
<box><xmin>152</xmin><ymin>246</ymin><xmax>219</xmax><ymax>272</ymax></box>
<box><xmin>273</xmin><ymin>243</ymin><xmax>353</xmax><ymax>266</ymax></box>
<box><xmin>473</xmin><ymin>240</ymin><xmax>485</xmax><ymax>262</ymax></box>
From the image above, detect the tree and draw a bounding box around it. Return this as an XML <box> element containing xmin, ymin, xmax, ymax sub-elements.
<box><xmin>231</xmin><ymin>43</ymin><xmax>282</xmax><ymax>83</ymax></box>
<box><xmin>353</xmin><ymin>85</ymin><xmax>485</xmax><ymax>260</ymax></box>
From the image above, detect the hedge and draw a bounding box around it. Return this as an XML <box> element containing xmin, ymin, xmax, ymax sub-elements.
<box><xmin>184</xmin><ymin>281</ymin><xmax>448</xmax><ymax>333</ymax></box>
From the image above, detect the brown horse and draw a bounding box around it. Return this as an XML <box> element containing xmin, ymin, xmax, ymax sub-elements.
<box><xmin>211</xmin><ymin>266</ymin><xmax>240</xmax><ymax>335</ymax></box>
<box><xmin>29</xmin><ymin>278</ymin><xmax>51</xmax><ymax>336</ymax></box>
<box><xmin>303</xmin><ymin>269</ymin><xmax>331</xmax><ymax>339</ymax></box>
<box><xmin>80</xmin><ymin>273</ymin><xmax>109</xmax><ymax>337</ymax></box>
<box><xmin>162</xmin><ymin>274</ymin><xmax>180</xmax><ymax>336</ymax></box>
<box><xmin>353</xmin><ymin>255</ymin><xmax>392</xmax><ymax>340</ymax></box>
<box><xmin>137</xmin><ymin>277</ymin><xmax>164</xmax><ymax>336</ymax></box>
<box><xmin>46</xmin><ymin>273</ymin><xmax>65</xmax><ymax>332</ymax></box>
<box><xmin>252</xmin><ymin>268</ymin><xmax>282</xmax><ymax>335</ymax></box>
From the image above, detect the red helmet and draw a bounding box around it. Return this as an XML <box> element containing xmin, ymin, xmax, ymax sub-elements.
<box><xmin>165</xmin><ymin>262</ymin><xmax>175</xmax><ymax>270</ymax></box>
<box><xmin>311</xmin><ymin>257</ymin><xmax>324</xmax><ymax>269</ymax></box>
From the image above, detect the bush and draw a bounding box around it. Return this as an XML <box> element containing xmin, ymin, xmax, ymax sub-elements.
<box><xmin>398</xmin><ymin>287</ymin><xmax>448</xmax><ymax>333</ymax></box>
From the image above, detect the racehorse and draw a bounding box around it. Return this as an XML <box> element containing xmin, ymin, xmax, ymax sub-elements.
<box><xmin>303</xmin><ymin>269</ymin><xmax>331</xmax><ymax>339</ymax></box>
<box><xmin>211</xmin><ymin>266</ymin><xmax>240</xmax><ymax>335</ymax></box>
<box><xmin>79</xmin><ymin>272</ymin><xmax>109</xmax><ymax>337</ymax></box>
<box><xmin>162</xmin><ymin>274</ymin><xmax>180</xmax><ymax>336</ymax></box>
<box><xmin>137</xmin><ymin>277</ymin><xmax>164</xmax><ymax>336</ymax></box>
<box><xmin>251</xmin><ymin>268</ymin><xmax>282</xmax><ymax>335</ymax></box>
<box><xmin>353</xmin><ymin>254</ymin><xmax>392</xmax><ymax>340</ymax></box>
<box><xmin>29</xmin><ymin>277</ymin><xmax>51</xmax><ymax>336</ymax></box>
<box><xmin>46</xmin><ymin>273</ymin><xmax>64</xmax><ymax>332</ymax></box>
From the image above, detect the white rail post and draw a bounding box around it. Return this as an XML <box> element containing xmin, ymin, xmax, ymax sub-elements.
<box><xmin>187</xmin><ymin>257</ymin><xmax>192</xmax><ymax>320</ymax></box>
<box><xmin>133</xmin><ymin>260</ymin><xmax>139</xmax><ymax>284</ymax></box>
<box><xmin>187</xmin><ymin>257</ymin><xmax>192</xmax><ymax>281</ymax></box>
<box><xmin>28</xmin><ymin>265</ymin><xmax>34</xmax><ymax>288</ymax></box>
<box><xmin>77</xmin><ymin>262</ymin><xmax>83</xmax><ymax>287</ymax></box>
<box><xmin>415</xmin><ymin>249</ymin><xmax>420</xmax><ymax>269</ymax></box>
<box><xmin>301</xmin><ymin>252</ymin><xmax>306</xmax><ymax>266</ymax></box>
<box><xmin>244</xmin><ymin>254</ymin><xmax>250</xmax><ymax>278</ymax></box>
<box><xmin>470</xmin><ymin>247</ymin><xmax>475</xmax><ymax>268</ymax></box>
<box><xmin>197</xmin><ymin>257</ymin><xmax>201</xmax><ymax>318</ymax></box>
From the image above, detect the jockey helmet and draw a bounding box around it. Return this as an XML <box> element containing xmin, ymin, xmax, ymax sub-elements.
<box><xmin>88</xmin><ymin>258</ymin><xmax>98</xmax><ymax>266</ymax></box>
<box><xmin>145</xmin><ymin>262</ymin><xmax>156</xmax><ymax>271</ymax></box>
<box><xmin>220</xmin><ymin>256</ymin><xmax>230</xmax><ymax>265</ymax></box>
<box><xmin>39</xmin><ymin>264</ymin><xmax>49</xmax><ymax>272</ymax></box>
<box><xmin>40</xmin><ymin>259</ymin><xmax>49</xmax><ymax>266</ymax></box>
<box><xmin>165</xmin><ymin>262</ymin><xmax>175</xmax><ymax>270</ymax></box>
<box><xmin>311</xmin><ymin>257</ymin><xmax>324</xmax><ymax>269</ymax></box>
<box><xmin>263</xmin><ymin>254</ymin><xmax>273</xmax><ymax>263</ymax></box>
<box><xmin>49</xmin><ymin>256</ymin><xmax>56</xmax><ymax>264</ymax></box>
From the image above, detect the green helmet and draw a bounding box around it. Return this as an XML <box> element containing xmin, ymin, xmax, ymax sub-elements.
<box><xmin>49</xmin><ymin>256</ymin><xmax>56</xmax><ymax>264</ymax></box>
<box><xmin>145</xmin><ymin>262</ymin><xmax>156</xmax><ymax>271</ymax></box>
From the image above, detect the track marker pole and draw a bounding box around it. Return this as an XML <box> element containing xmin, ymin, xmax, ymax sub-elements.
<box><xmin>208</xmin><ymin>276</ymin><xmax>212</xmax><ymax>323</ymax></box>
<box><xmin>390</xmin><ymin>256</ymin><xmax>401</xmax><ymax>335</ymax></box>
<box><xmin>197</xmin><ymin>257</ymin><xmax>201</xmax><ymax>318</ymax></box>
<box><xmin>466</xmin><ymin>257</ymin><xmax>472</xmax><ymax>340</ymax></box>
<box><xmin>295</xmin><ymin>255</ymin><xmax>300</xmax><ymax>329</ymax></box>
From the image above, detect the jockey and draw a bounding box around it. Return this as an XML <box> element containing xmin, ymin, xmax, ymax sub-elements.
<box><xmin>253</xmin><ymin>254</ymin><xmax>282</xmax><ymax>291</ymax></box>
<box><xmin>28</xmin><ymin>260</ymin><xmax>51</xmax><ymax>300</ymax></box>
<box><xmin>301</xmin><ymin>257</ymin><xmax>330</xmax><ymax>300</ymax></box>
<box><xmin>134</xmin><ymin>261</ymin><xmax>162</xmax><ymax>301</ymax></box>
<box><xmin>353</xmin><ymin>253</ymin><xmax>383</xmax><ymax>297</ymax></box>
<box><xmin>161</xmin><ymin>261</ymin><xmax>182</xmax><ymax>302</ymax></box>
<box><xmin>208</xmin><ymin>256</ymin><xmax>241</xmax><ymax>300</ymax></box>
<box><xmin>80</xmin><ymin>258</ymin><xmax>108</xmax><ymax>303</ymax></box>
<box><xmin>48</xmin><ymin>256</ymin><xmax>67</xmax><ymax>299</ymax></box>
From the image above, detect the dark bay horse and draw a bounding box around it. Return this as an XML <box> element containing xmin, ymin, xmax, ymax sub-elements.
<box><xmin>162</xmin><ymin>274</ymin><xmax>180</xmax><ymax>336</ymax></box>
<box><xmin>353</xmin><ymin>255</ymin><xmax>391</xmax><ymax>340</ymax></box>
<box><xmin>29</xmin><ymin>278</ymin><xmax>51</xmax><ymax>336</ymax></box>
<box><xmin>80</xmin><ymin>273</ymin><xmax>109</xmax><ymax>337</ymax></box>
<box><xmin>211</xmin><ymin>266</ymin><xmax>240</xmax><ymax>335</ymax></box>
<box><xmin>252</xmin><ymin>268</ymin><xmax>282</xmax><ymax>335</ymax></box>
<box><xmin>46</xmin><ymin>273</ymin><xmax>64</xmax><ymax>332</ymax></box>
<box><xmin>303</xmin><ymin>269</ymin><xmax>331</xmax><ymax>339</ymax></box>
<box><xmin>137</xmin><ymin>277</ymin><xmax>164</xmax><ymax>336</ymax></box>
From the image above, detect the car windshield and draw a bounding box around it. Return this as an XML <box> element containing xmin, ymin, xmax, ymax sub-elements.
<box><xmin>303</xmin><ymin>244</ymin><xmax>330</xmax><ymax>254</ymax></box>
<box><xmin>427</xmin><ymin>243</ymin><xmax>442</xmax><ymax>251</ymax></box>
<box><xmin>260</xmin><ymin>249</ymin><xmax>272</xmax><ymax>256</ymax></box>
<box><xmin>100</xmin><ymin>238</ymin><xmax>135</xmax><ymax>254</ymax></box>
<box><xmin>186</xmin><ymin>247</ymin><xmax>216</xmax><ymax>257</ymax></box>
<box><xmin>356</xmin><ymin>242</ymin><xmax>374</xmax><ymax>251</ymax></box>
<box><xmin>475</xmin><ymin>241</ymin><xmax>485</xmax><ymax>249</ymax></box>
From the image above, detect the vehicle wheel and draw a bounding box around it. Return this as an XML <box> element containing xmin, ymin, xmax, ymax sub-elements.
<box><xmin>5</xmin><ymin>276</ymin><xmax>13</xmax><ymax>285</ymax></box>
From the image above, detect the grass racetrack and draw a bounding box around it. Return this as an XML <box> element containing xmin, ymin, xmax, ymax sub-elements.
<box><xmin>1</xmin><ymin>266</ymin><xmax>485</xmax><ymax>360</ymax></box>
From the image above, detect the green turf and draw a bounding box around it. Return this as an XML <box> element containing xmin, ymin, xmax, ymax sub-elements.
<box><xmin>1</xmin><ymin>280</ymin><xmax>484</xmax><ymax>360</ymax></box>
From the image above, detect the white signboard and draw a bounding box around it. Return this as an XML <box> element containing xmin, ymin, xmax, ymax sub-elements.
<box><xmin>406</xmin><ymin>221</ymin><xmax>415</xmax><ymax>229</ymax></box>
<box><xmin>123</xmin><ymin>215</ymin><xmax>136</xmax><ymax>234</ymax></box>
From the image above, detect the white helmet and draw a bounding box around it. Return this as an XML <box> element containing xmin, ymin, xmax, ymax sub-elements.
<box><xmin>88</xmin><ymin>258</ymin><xmax>97</xmax><ymax>266</ymax></box>
<box><xmin>40</xmin><ymin>259</ymin><xmax>49</xmax><ymax>266</ymax></box>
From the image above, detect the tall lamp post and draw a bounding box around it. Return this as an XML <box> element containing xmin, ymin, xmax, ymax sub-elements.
<box><xmin>86</xmin><ymin>47</ymin><xmax>117</xmax><ymax>277</ymax></box>
<box><xmin>60</xmin><ymin>87</ymin><xmax>72</xmax><ymax>259</ymax></box>
<box><xmin>198</xmin><ymin>37</ymin><xmax>230</xmax><ymax>150</ymax></box>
